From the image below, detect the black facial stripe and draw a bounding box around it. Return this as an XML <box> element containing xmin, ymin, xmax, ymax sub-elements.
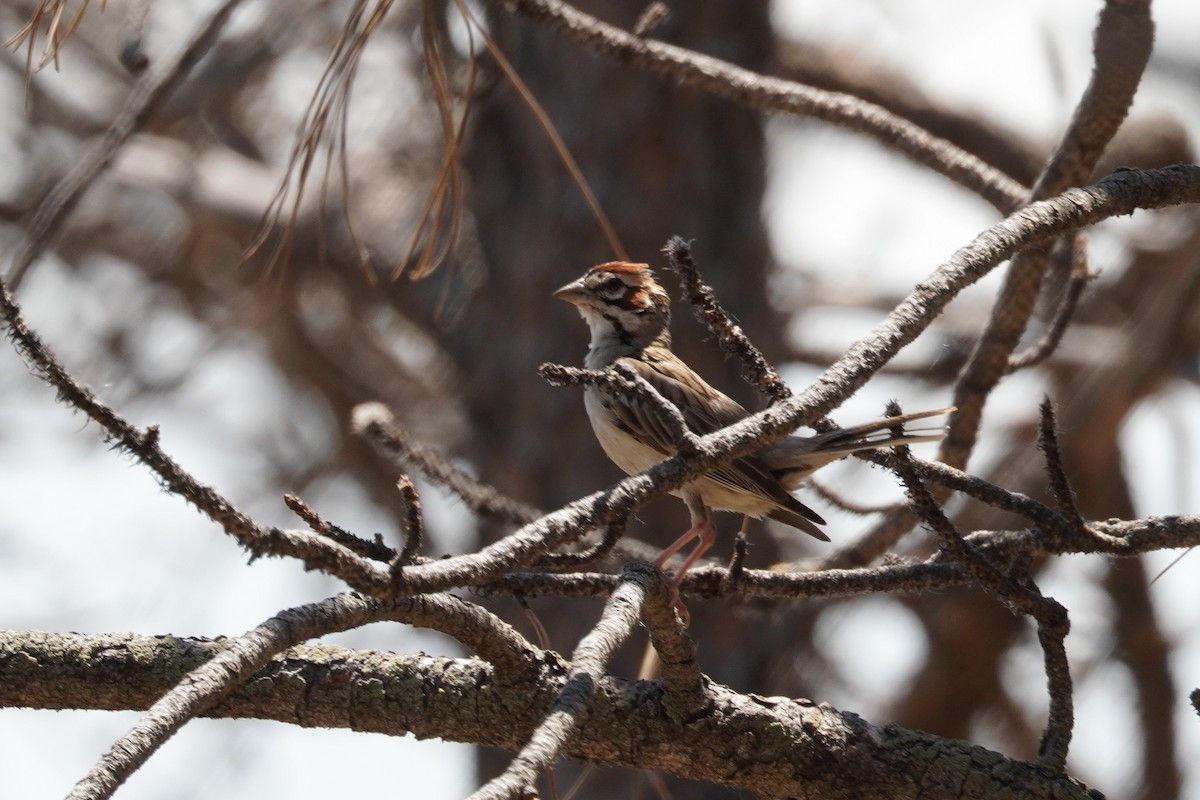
<box><xmin>601</xmin><ymin>311</ymin><xmax>635</xmax><ymax>346</ymax></box>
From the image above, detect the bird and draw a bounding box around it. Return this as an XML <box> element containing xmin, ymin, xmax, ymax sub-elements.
<box><xmin>554</xmin><ymin>260</ymin><xmax>951</xmax><ymax>589</ymax></box>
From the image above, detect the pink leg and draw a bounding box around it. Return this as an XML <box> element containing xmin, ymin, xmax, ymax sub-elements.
<box><xmin>654</xmin><ymin>519</ymin><xmax>710</xmax><ymax>568</ymax></box>
<box><xmin>656</xmin><ymin>490</ymin><xmax>715</xmax><ymax>571</ymax></box>
<box><xmin>653</xmin><ymin>494</ymin><xmax>716</xmax><ymax>623</ymax></box>
<box><xmin>666</xmin><ymin>521</ymin><xmax>716</xmax><ymax>582</ymax></box>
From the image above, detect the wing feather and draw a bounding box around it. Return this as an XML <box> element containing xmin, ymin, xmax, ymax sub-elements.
<box><xmin>600</xmin><ymin>349</ymin><xmax>826</xmax><ymax>535</ymax></box>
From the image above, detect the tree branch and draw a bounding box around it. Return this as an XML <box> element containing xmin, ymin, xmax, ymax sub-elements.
<box><xmin>64</xmin><ymin>592</ymin><xmax>537</xmax><ymax>800</ymax></box>
<box><xmin>3</xmin><ymin>629</ymin><xmax>1100</xmax><ymax>800</ymax></box>
<box><xmin>471</xmin><ymin>564</ymin><xmax>655</xmax><ymax>800</ymax></box>
<box><xmin>941</xmin><ymin>0</ymin><xmax>1155</xmax><ymax>474</ymax></box>
<box><xmin>487</xmin><ymin>0</ymin><xmax>1027</xmax><ymax>212</ymax></box>
<box><xmin>662</xmin><ymin>236</ymin><xmax>792</xmax><ymax>403</ymax></box>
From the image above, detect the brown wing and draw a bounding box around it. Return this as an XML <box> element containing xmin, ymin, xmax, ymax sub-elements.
<box><xmin>604</xmin><ymin>348</ymin><xmax>827</xmax><ymax>537</ymax></box>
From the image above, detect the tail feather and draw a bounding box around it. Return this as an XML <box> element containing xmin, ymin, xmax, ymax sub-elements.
<box><xmin>763</xmin><ymin>406</ymin><xmax>953</xmax><ymax>485</ymax></box>
<box><xmin>767</xmin><ymin>498</ymin><xmax>830</xmax><ymax>540</ymax></box>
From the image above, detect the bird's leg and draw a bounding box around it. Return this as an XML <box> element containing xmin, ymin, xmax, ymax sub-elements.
<box><xmin>661</xmin><ymin>522</ymin><xmax>716</xmax><ymax>583</ymax></box>
<box><xmin>653</xmin><ymin>493</ymin><xmax>715</xmax><ymax>623</ymax></box>
<box><xmin>654</xmin><ymin>520</ymin><xmax>709</xmax><ymax>568</ymax></box>
<box><xmin>654</xmin><ymin>493</ymin><xmax>715</xmax><ymax>573</ymax></box>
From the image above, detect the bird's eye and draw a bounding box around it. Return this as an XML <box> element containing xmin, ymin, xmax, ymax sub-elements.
<box><xmin>599</xmin><ymin>277</ymin><xmax>625</xmax><ymax>297</ymax></box>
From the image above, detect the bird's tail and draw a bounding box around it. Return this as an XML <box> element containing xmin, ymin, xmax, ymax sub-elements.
<box><xmin>763</xmin><ymin>406</ymin><xmax>953</xmax><ymax>486</ymax></box>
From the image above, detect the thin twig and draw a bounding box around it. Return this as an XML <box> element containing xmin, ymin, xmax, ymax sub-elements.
<box><xmin>395</xmin><ymin>0</ymin><xmax>470</xmax><ymax>279</ymax></box>
<box><xmin>7</xmin><ymin>0</ymin><xmax>96</xmax><ymax>82</ymax></box>
<box><xmin>1007</xmin><ymin>236</ymin><xmax>1095</xmax><ymax>372</ymax></box>
<box><xmin>828</xmin><ymin>405</ymin><xmax>1087</xmax><ymax>569</ymax></box>
<box><xmin>515</xmin><ymin>596</ymin><xmax>553</xmax><ymax>651</ymax></box>
<box><xmin>395</xmin><ymin>475</ymin><xmax>426</xmax><ymax>567</ymax></box>
<box><xmin>454</xmin><ymin>0</ymin><xmax>627</xmax><ymax>262</ymax></box>
<box><xmin>535</xmin><ymin>520</ymin><xmax>626</xmax><ymax>568</ymax></box>
<box><xmin>662</xmin><ymin>237</ymin><xmax>792</xmax><ymax>403</ymax></box>
<box><xmin>889</xmin><ymin>448</ymin><xmax>1074</xmax><ymax>772</ymax></box>
<box><xmin>1036</xmin><ymin>398</ymin><xmax>1087</xmax><ymax>534</ymax></box>
<box><xmin>541</xmin><ymin>362</ymin><xmax>699</xmax><ymax>452</ymax></box>
<box><xmin>0</xmin><ymin>275</ymin><xmax>392</xmax><ymax>593</ymax></box>
<box><xmin>726</xmin><ymin>518</ymin><xmax>750</xmax><ymax>583</ymax></box>
<box><xmin>632</xmin><ymin>2</ymin><xmax>668</xmax><ymax>37</ymax></box>
<box><xmin>284</xmin><ymin>493</ymin><xmax>397</xmax><ymax>562</ymax></box>
<box><xmin>351</xmin><ymin>402</ymin><xmax>541</xmax><ymax>526</ymax></box>
<box><xmin>869</xmin><ymin>451</ymin><xmax>1077</xmax><ymax>545</ymax></box>
<box><xmin>807</xmin><ymin>478</ymin><xmax>907</xmax><ymax>517</ymax></box>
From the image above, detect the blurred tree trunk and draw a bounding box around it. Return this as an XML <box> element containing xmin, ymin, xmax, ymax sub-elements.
<box><xmin>446</xmin><ymin>1</ymin><xmax>779</xmax><ymax>793</ymax></box>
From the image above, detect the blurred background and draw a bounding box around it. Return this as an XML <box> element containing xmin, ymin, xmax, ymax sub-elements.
<box><xmin>1</xmin><ymin>1</ymin><xmax>1199</xmax><ymax>798</ymax></box>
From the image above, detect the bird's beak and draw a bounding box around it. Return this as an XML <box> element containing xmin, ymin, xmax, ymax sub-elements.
<box><xmin>553</xmin><ymin>278</ymin><xmax>590</xmax><ymax>306</ymax></box>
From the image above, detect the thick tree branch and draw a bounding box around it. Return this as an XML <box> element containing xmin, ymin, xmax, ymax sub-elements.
<box><xmin>2</xmin><ymin>629</ymin><xmax>1100</xmax><ymax>800</ymax></box>
<box><xmin>62</xmin><ymin>592</ymin><xmax>538</xmax><ymax>800</ymax></box>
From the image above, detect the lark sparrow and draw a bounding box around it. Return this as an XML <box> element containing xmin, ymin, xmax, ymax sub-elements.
<box><xmin>555</xmin><ymin>261</ymin><xmax>949</xmax><ymax>583</ymax></box>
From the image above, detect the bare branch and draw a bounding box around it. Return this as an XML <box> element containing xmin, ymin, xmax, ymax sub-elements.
<box><xmin>889</xmin><ymin>448</ymin><xmax>1074</xmax><ymax>771</ymax></box>
<box><xmin>479</xmin><ymin>509</ymin><xmax>1200</xmax><ymax>603</ymax></box>
<box><xmin>285</xmin><ymin>493</ymin><xmax>398</xmax><ymax>563</ymax></box>
<box><xmin>394</xmin><ymin>475</ymin><xmax>426</xmax><ymax>567</ymax></box>
<box><xmin>486</xmin><ymin>0</ymin><xmax>1027</xmax><ymax>212</ymax></box>
<box><xmin>634</xmin><ymin>563</ymin><xmax>710</xmax><ymax>716</ymax></box>
<box><xmin>535</xmin><ymin>520</ymin><xmax>626</xmax><ymax>569</ymax></box>
<box><xmin>470</xmin><ymin>565</ymin><xmax>652</xmax><ymax>800</ymax></box>
<box><xmin>1007</xmin><ymin>236</ymin><xmax>1095</xmax><ymax>372</ymax></box>
<box><xmin>541</xmin><ymin>362</ymin><xmax>699</xmax><ymax>453</ymax></box>
<box><xmin>0</xmin><ymin>273</ymin><xmax>392</xmax><ymax>593</ymax></box>
<box><xmin>662</xmin><ymin>236</ymin><xmax>792</xmax><ymax>403</ymax></box>
<box><xmin>1031</xmin><ymin>0</ymin><xmax>1154</xmax><ymax>199</ymax></box>
<box><xmin>807</xmin><ymin>478</ymin><xmax>907</xmax><ymax>517</ymax></box>
<box><xmin>67</xmin><ymin>592</ymin><xmax>531</xmax><ymax>800</ymax></box>
<box><xmin>1036</xmin><ymin>398</ymin><xmax>1088</xmax><ymax>533</ymax></box>
<box><xmin>942</xmin><ymin>0</ymin><xmax>1154</xmax><ymax>473</ymax></box>
<box><xmin>351</xmin><ymin>402</ymin><xmax>541</xmax><ymax>526</ymax></box>
<box><xmin>7</xmin><ymin>629</ymin><xmax>1100</xmax><ymax>799</ymax></box>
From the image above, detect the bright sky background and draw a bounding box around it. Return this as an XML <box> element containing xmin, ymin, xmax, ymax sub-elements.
<box><xmin>2</xmin><ymin>1</ymin><xmax>1200</xmax><ymax>798</ymax></box>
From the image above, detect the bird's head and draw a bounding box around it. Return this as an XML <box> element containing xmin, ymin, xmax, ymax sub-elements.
<box><xmin>554</xmin><ymin>262</ymin><xmax>671</xmax><ymax>349</ymax></box>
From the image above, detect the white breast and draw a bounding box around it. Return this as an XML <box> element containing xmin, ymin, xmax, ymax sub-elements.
<box><xmin>581</xmin><ymin>387</ymin><xmax>779</xmax><ymax>519</ymax></box>
<box><xmin>583</xmin><ymin>388</ymin><xmax>665</xmax><ymax>475</ymax></box>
